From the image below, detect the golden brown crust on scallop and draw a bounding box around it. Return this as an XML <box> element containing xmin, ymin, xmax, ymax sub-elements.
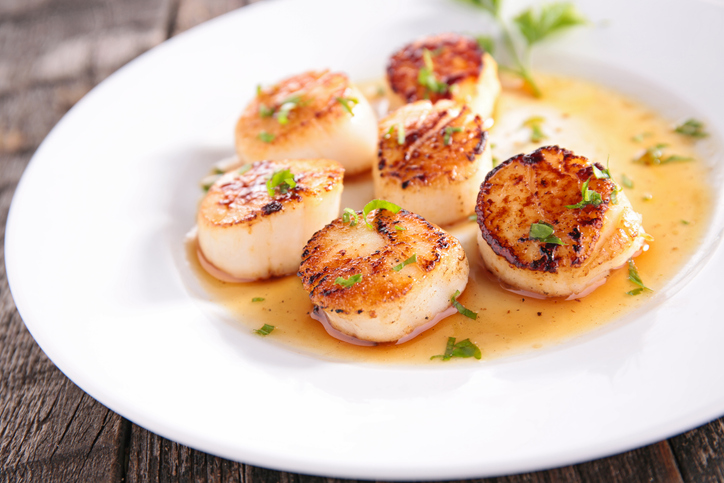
<box><xmin>298</xmin><ymin>209</ymin><xmax>458</xmax><ymax>315</ymax></box>
<box><xmin>235</xmin><ymin>71</ymin><xmax>351</xmax><ymax>154</ymax></box>
<box><xmin>377</xmin><ymin>100</ymin><xmax>486</xmax><ymax>188</ymax></box>
<box><xmin>475</xmin><ymin>145</ymin><xmax>617</xmax><ymax>273</ymax></box>
<box><xmin>387</xmin><ymin>33</ymin><xmax>483</xmax><ymax>103</ymax></box>
<box><xmin>199</xmin><ymin>159</ymin><xmax>343</xmax><ymax>228</ymax></box>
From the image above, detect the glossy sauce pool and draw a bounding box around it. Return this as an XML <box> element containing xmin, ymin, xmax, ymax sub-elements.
<box><xmin>188</xmin><ymin>73</ymin><xmax>713</xmax><ymax>364</ymax></box>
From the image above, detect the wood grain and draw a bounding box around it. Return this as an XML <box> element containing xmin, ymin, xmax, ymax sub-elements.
<box><xmin>2</xmin><ymin>0</ymin><xmax>724</xmax><ymax>481</ymax></box>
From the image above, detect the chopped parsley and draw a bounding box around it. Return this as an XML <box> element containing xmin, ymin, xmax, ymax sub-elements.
<box><xmin>475</xmin><ymin>34</ymin><xmax>495</xmax><ymax>54</ymax></box>
<box><xmin>362</xmin><ymin>199</ymin><xmax>402</xmax><ymax>229</ymax></box>
<box><xmin>335</xmin><ymin>274</ymin><xmax>362</xmax><ymax>288</ymax></box>
<box><xmin>395</xmin><ymin>225</ymin><xmax>406</xmax><ymax>231</ymax></box>
<box><xmin>342</xmin><ymin>208</ymin><xmax>360</xmax><ymax>226</ymax></box>
<box><xmin>392</xmin><ymin>254</ymin><xmax>417</xmax><ymax>272</ymax></box>
<box><xmin>431</xmin><ymin>337</ymin><xmax>482</xmax><ymax>361</ymax></box>
<box><xmin>266</xmin><ymin>169</ymin><xmax>296</xmax><ymax>197</ymax></box>
<box><xmin>565</xmin><ymin>177</ymin><xmax>603</xmax><ymax>209</ymax></box>
<box><xmin>674</xmin><ymin>118</ymin><xmax>708</xmax><ymax>138</ymax></box>
<box><xmin>621</xmin><ymin>173</ymin><xmax>634</xmax><ymax>189</ymax></box>
<box><xmin>634</xmin><ymin>144</ymin><xmax>693</xmax><ymax>165</ymax></box>
<box><xmin>397</xmin><ymin>123</ymin><xmax>406</xmax><ymax>145</ymax></box>
<box><xmin>418</xmin><ymin>48</ymin><xmax>448</xmax><ymax>96</ymax></box>
<box><xmin>631</xmin><ymin>132</ymin><xmax>652</xmax><ymax>143</ymax></box>
<box><xmin>336</xmin><ymin>96</ymin><xmax>359</xmax><ymax>115</ymax></box>
<box><xmin>251</xmin><ymin>297</ymin><xmax>265</xmax><ymax>302</ymax></box>
<box><xmin>258</xmin><ymin>131</ymin><xmax>275</xmax><ymax>143</ymax></box>
<box><xmin>626</xmin><ymin>259</ymin><xmax>652</xmax><ymax>295</ymax></box>
<box><xmin>443</xmin><ymin>126</ymin><xmax>463</xmax><ymax>146</ymax></box>
<box><xmin>450</xmin><ymin>290</ymin><xmax>477</xmax><ymax>320</ymax></box>
<box><xmin>259</xmin><ymin>104</ymin><xmax>274</xmax><ymax>118</ymax></box>
<box><xmin>254</xmin><ymin>324</ymin><xmax>275</xmax><ymax>336</ymax></box>
<box><xmin>522</xmin><ymin>116</ymin><xmax>547</xmax><ymax>143</ymax></box>
<box><xmin>529</xmin><ymin>221</ymin><xmax>565</xmax><ymax>245</ymax></box>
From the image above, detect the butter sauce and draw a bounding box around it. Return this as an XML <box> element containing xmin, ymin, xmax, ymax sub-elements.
<box><xmin>188</xmin><ymin>73</ymin><xmax>712</xmax><ymax>364</ymax></box>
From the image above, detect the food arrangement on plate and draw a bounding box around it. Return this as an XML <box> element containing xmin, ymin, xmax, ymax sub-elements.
<box><xmin>188</xmin><ymin>7</ymin><xmax>712</xmax><ymax>363</ymax></box>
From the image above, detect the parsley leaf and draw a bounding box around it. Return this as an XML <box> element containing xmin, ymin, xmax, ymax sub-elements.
<box><xmin>254</xmin><ymin>324</ymin><xmax>275</xmax><ymax>336</ymax></box>
<box><xmin>475</xmin><ymin>34</ymin><xmax>496</xmax><ymax>54</ymax></box>
<box><xmin>342</xmin><ymin>208</ymin><xmax>359</xmax><ymax>226</ymax></box>
<box><xmin>393</xmin><ymin>254</ymin><xmax>417</xmax><ymax>272</ymax></box>
<box><xmin>674</xmin><ymin>119</ymin><xmax>708</xmax><ymax>138</ymax></box>
<box><xmin>266</xmin><ymin>169</ymin><xmax>296</xmax><ymax>197</ymax></box>
<box><xmin>443</xmin><ymin>126</ymin><xmax>463</xmax><ymax>146</ymax></box>
<box><xmin>451</xmin><ymin>290</ymin><xmax>478</xmax><ymax>319</ymax></box>
<box><xmin>621</xmin><ymin>173</ymin><xmax>634</xmax><ymax>189</ymax></box>
<box><xmin>431</xmin><ymin>337</ymin><xmax>482</xmax><ymax>361</ymax></box>
<box><xmin>565</xmin><ymin>177</ymin><xmax>603</xmax><ymax>209</ymax></box>
<box><xmin>336</xmin><ymin>96</ymin><xmax>359</xmax><ymax>115</ymax></box>
<box><xmin>626</xmin><ymin>259</ymin><xmax>652</xmax><ymax>295</ymax></box>
<box><xmin>251</xmin><ymin>297</ymin><xmax>265</xmax><ymax>302</ymax></box>
<box><xmin>514</xmin><ymin>2</ymin><xmax>587</xmax><ymax>47</ymax></box>
<box><xmin>634</xmin><ymin>144</ymin><xmax>694</xmax><ymax>165</ymax></box>
<box><xmin>258</xmin><ymin>131</ymin><xmax>275</xmax><ymax>143</ymax></box>
<box><xmin>335</xmin><ymin>274</ymin><xmax>362</xmax><ymax>288</ymax></box>
<box><xmin>529</xmin><ymin>221</ymin><xmax>565</xmax><ymax>245</ymax></box>
<box><xmin>522</xmin><ymin>116</ymin><xmax>547</xmax><ymax>143</ymax></box>
<box><xmin>418</xmin><ymin>48</ymin><xmax>448</xmax><ymax>96</ymax></box>
<box><xmin>362</xmin><ymin>199</ymin><xmax>402</xmax><ymax>229</ymax></box>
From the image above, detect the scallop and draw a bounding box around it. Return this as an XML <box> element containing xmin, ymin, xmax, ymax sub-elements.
<box><xmin>298</xmin><ymin>206</ymin><xmax>469</xmax><ymax>344</ymax></box>
<box><xmin>197</xmin><ymin>159</ymin><xmax>344</xmax><ymax>281</ymax></box>
<box><xmin>374</xmin><ymin>99</ymin><xmax>492</xmax><ymax>226</ymax></box>
<box><xmin>235</xmin><ymin>70</ymin><xmax>377</xmax><ymax>175</ymax></box>
<box><xmin>386</xmin><ymin>33</ymin><xmax>501</xmax><ymax>119</ymax></box>
<box><xmin>475</xmin><ymin>145</ymin><xmax>650</xmax><ymax>299</ymax></box>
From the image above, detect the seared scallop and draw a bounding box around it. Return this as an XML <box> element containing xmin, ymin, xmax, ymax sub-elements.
<box><xmin>374</xmin><ymin>99</ymin><xmax>492</xmax><ymax>226</ymax></box>
<box><xmin>197</xmin><ymin>159</ymin><xmax>344</xmax><ymax>281</ymax></box>
<box><xmin>476</xmin><ymin>146</ymin><xmax>649</xmax><ymax>299</ymax></box>
<box><xmin>235</xmin><ymin>70</ymin><xmax>377</xmax><ymax>175</ymax></box>
<box><xmin>298</xmin><ymin>207</ymin><xmax>469</xmax><ymax>344</ymax></box>
<box><xmin>387</xmin><ymin>33</ymin><xmax>501</xmax><ymax>119</ymax></box>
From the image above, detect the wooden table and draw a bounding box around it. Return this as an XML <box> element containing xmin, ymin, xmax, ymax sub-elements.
<box><xmin>1</xmin><ymin>0</ymin><xmax>723</xmax><ymax>481</ymax></box>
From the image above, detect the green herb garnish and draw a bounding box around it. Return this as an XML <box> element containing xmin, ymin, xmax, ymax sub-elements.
<box><xmin>621</xmin><ymin>173</ymin><xmax>634</xmax><ymax>189</ymax></box>
<box><xmin>529</xmin><ymin>221</ymin><xmax>565</xmax><ymax>245</ymax></box>
<box><xmin>276</xmin><ymin>95</ymin><xmax>303</xmax><ymax>125</ymax></box>
<box><xmin>335</xmin><ymin>274</ymin><xmax>362</xmax><ymax>288</ymax></box>
<box><xmin>258</xmin><ymin>131</ymin><xmax>275</xmax><ymax>143</ymax></box>
<box><xmin>393</xmin><ymin>254</ymin><xmax>417</xmax><ymax>272</ymax></box>
<box><xmin>522</xmin><ymin>116</ymin><xmax>547</xmax><ymax>142</ymax></box>
<box><xmin>342</xmin><ymin>208</ymin><xmax>360</xmax><ymax>226</ymax></box>
<box><xmin>251</xmin><ymin>297</ymin><xmax>265</xmax><ymax>302</ymax></box>
<box><xmin>397</xmin><ymin>123</ymin><xmax>406</xmax><ymax>145</ymax></box>
<box><xmin>336</xmin><ymin>96</ymin><xmax>359</xmax><ymax>115</ymax></box>
<box><xmin>681</xmin><ymin>219</ymin><xmax>691</xmax><ymax>225</ymax></box>
<box><xmin>254</xmin><ymin>324</ymin><xmax>275</xmax><ymax>336</ymax></box>
<box><xmin>631</xmin><ymin>132</ymin><xmax>651</xmax><ymax>143</ymax></box>
<box><xmin>565</xmin><ymin>177</ymin><xmax>603</xmax><ymax>209</ymax></box>
<box><xmin>459</xmin><ymin>0</ymin><xmax>586</xmax><ymax>97</ymax></box>
<box><xmin>468</xmin><ymin>214</ymin><xmax>477</xmax><ymax>221</ymax></box>
<box><xmin>443</xmin><ymin>126</ymin><xmax>463</xmax><ymax>146</ymax></box>
<box><xmin>395</xmin><ymin>225</ymin><xmax>406</xmax><ymax>231</ymax></box>
<box><xmin>418</xmin><ymin>48</ymin><xmax>449</xmax><ymax>96</ymax></box>
<box><xmin>475</xmin><ymin>34</ymin><xmax>496</xmax><ymax>54</ymax></box>
<box><xmin>626</xmin><ymin>259</ymin><xmax>652</xmax><ymax>296</ymax></box>
<box><xmin>259</xmin><ymin>104</ymin><xmax>274</xmax><ymax>118</ymax></box>
<box><xmin>200</xmin><ymin>174</ymin><xmax>222</xmax><ymax>192</ymax></box>
<box><xmin>674</xmin><ymin>119</ymin><xmax>708</xmax><ymax>138</ymax></box>
<box><xmin>362</xmin><ymin>199</ymin><xmax>402</xmax><ymax>229</ymax></box>
<box><xmin>450</xmin><ymin>290</ymin><xmax>478</xmax><ymax>319</ymax></box>
<box><xmin>634</xmin><ymin>144</ymin><xmax>693</xmax><ymax>165</ymax></box>
<box><xmin>431</xmin><ymin>337</ymin><xmax>482</xmax><ymax>361</ymax></box>
<box><xmin>266</xmin><ymin>169</ymin><xmax>296</xmax><ymax>197</ymax></box>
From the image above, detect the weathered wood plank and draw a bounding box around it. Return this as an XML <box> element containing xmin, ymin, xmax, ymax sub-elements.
<box><xmin>670</xmin><ymin>419</ymin><xmax>724</xmax><ymax>482</ymax></box>
<box><xmin>172</xmin><ymin>0</ymin><xmax>247</xmax><ymax>36</ymax></box>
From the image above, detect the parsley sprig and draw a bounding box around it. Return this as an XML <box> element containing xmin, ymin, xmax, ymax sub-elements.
<box><xmin>254</xmin><ymin>324</ymin><xmax>275</xmax><ymax>336</ymax></box>
<box><xmin>458</xmin><ymin>0</ymin><xmax>587</xmax><ymax>97</ymax></box>
<box><xmin>431</xmin><ymin>337</ymin><xmax>482</xmax><ymax>361</ymax></box>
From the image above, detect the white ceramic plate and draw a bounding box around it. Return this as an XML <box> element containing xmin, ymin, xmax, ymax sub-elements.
<box><xmin>6</xmin><ymin>0</ymin><xmax>724</xmax><ymax>479</ymax></box>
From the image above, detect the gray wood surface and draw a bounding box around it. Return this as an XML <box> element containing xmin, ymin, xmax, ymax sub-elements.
<box><xmin>1</xmin><ymin>0</ymin><xmax>722</xmax><ymax>481</ymax></box>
